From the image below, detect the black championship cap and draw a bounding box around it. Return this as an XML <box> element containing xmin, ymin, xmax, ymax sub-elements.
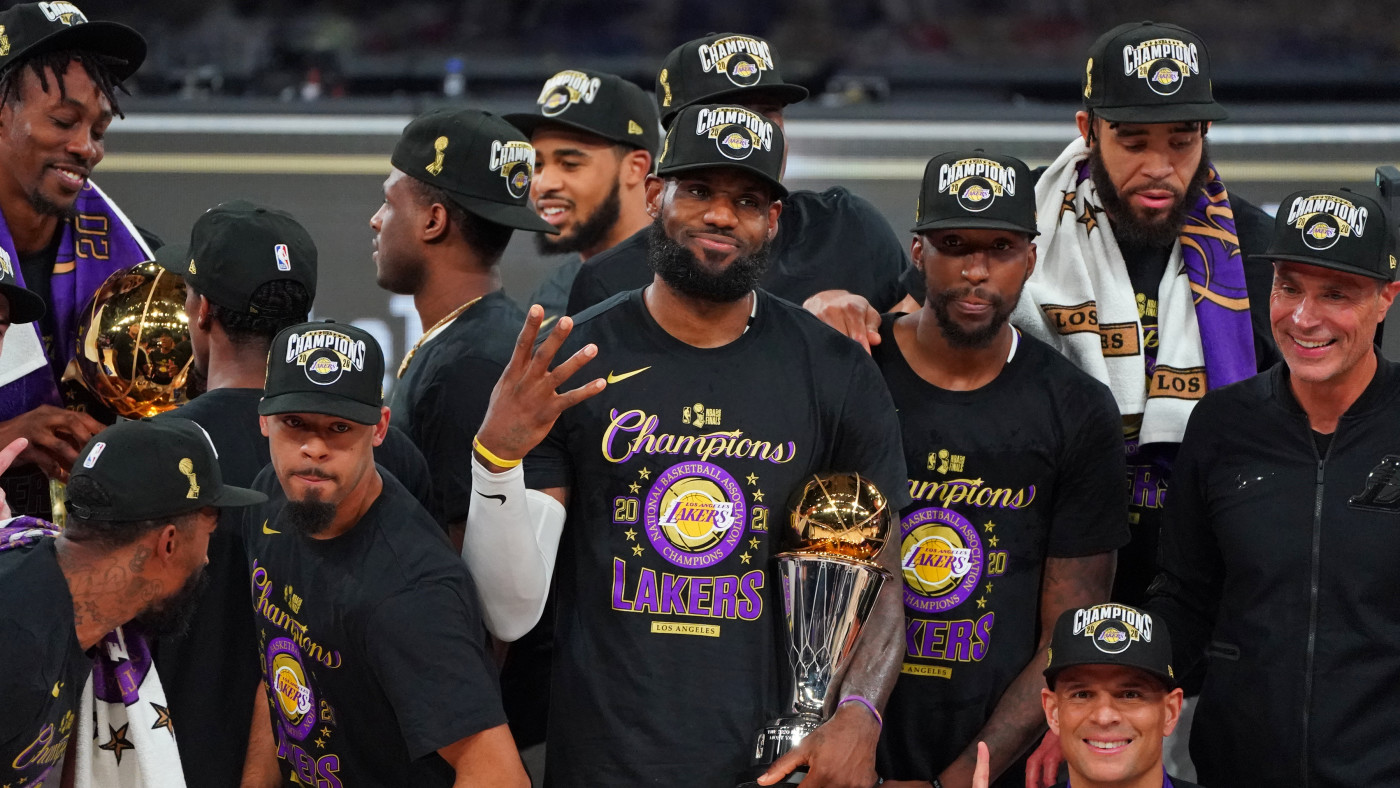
<box><xmin>0</xmin><ymin>2</ymin><xmax>145</xmax><ymax>82</ymax></box>
<box><xmin>68</xmin><ymin>418</ymin><xmax>265</xmax><ymax>521</ymax></box>
<box><xmin>154</xmin><ymin>200</ymin><xmax>317</xmax><ymax>317</ymax></box>
<box><xmin>1082</xmin><ymin>21</ymin><xmax>1226</xmax><ymax>124</ymax></box>
<box><xmin>260</xmin><ymin>321</ymin><xmax>384</xmax><ymax>425</ymax></box>
<box><xmin>505</xmin><ymin>69</ymin><xmax>660</xmax><ymax>156</ymax></box>
<box><xmin>913</xmin><ymin>151</ymin><xmax>1038</xmax><ymax>236</ymax></box>
<box><xmin>1249</xmin><ymin>188</ymin><xmax>1397</xmax><ymax>281</ymax></box>
<box><xmin>1044</xmin><ymin>603</ymin><xmax>1176</xmax><ymax>688</ymax></box>
<box><xmin>655</xmin><ymin>32</ymin><xmax>808</xmax><ymax>127</ymax></box>
<box><xmin>656</xmin><ymin>104</ymin><xmax>787</xmax><ymax>199</ymax></box>
<box><xmin>0</xmin><ymin>246</ymin><xmax>45</xmax><ymax>324</ymax></box>
<box><xmin>391</xmin><ymin>108</ymin><xmax>557</xmax><ymax>234</ymax></box>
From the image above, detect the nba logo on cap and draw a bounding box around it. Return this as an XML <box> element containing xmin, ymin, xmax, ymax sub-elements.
<box><xmin>84</xmin><ymin>442</ymin><xmax>106</xmax><ymax>468</ymax></box>
<box><xmin>275</xmin><ymin>244</ymin><xmax>291</xmax><ymax>271</ymax></box>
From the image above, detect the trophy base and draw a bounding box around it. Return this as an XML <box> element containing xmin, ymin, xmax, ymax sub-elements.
<box><xmin>737</xmin><ymin>714</ymin><xmax>821</xmax><ymax>787</ymax></box>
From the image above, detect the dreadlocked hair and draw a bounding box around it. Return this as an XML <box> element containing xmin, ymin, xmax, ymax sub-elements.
<box><xmin>0</xmin><ymin>48</ymin><xmax>129</xmax><ymax>117</ymax></box>
<box><xmin>203</xmin><ymin>279</ymin><xmax>312</xmax><ymax>350</ymax></box>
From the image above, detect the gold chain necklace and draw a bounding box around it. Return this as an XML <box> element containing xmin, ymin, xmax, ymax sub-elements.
<box><xmin>396</xmin><ymin>296</ymin><xmax>482</xmax><ymax>378</ymax></box>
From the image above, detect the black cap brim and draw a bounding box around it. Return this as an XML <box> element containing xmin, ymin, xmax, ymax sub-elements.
<box><xmin>207</xmin><ymin>484</ymin><xmax>268</xmax><ymax>509</ymax></box>
<box><xmin>1044</xmin><ymin>661</ymin><xmax>1177</xmax><ymax>689</ymax></box>
<box><xmin>438</xmin><ymin>187</ymin><xmax>559</xmax><ymax>234</ymax></box>
<box><xmin>1248</xmin><ymin>252</ymin><xmax>1392</xmax><ymax>282</ymax></box>
<box><xmin>0</xmin><ymin>282</ymin><xmax>45</xmax><ymax>324</ymax></box>
<box><xmin>258</xmin><ymin>392</ymin><xmax>383</xmax><ymax>426</ymax></box>
<box><xmin>504</xmin><ymin>113</ymin><xmax>647</xmax><ymax>151</ymax></box>
<box><xmin>912</xmin><ymin>217</ymin><xmax>1039</xmax><ymax>236</ymax></box>
<box><xmin>8</xmin><ymin>21</ymin><xmax>147</xmax><ymax>82</ymax></box>
<box><xmin>1093</xmin><ymin>101</ymin><xmax>1228</xmax><ymax>124</ymax></box>
<box><xmin>656</xmin><ymin>162</ymin><xmax>788</xmax><ymax>200</ymax></box>
<box><xmin>661</xmin><ymin>83</ymin><xmax>809</xmax><ymax>126</ymax></box>
<box><xmin>152</xmin><ymin>243</ymin><xmax>188</xmax><ymax>276</ymax></box>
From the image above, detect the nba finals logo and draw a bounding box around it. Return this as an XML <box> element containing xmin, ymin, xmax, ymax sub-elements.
<box><xmin>938</xmin><ymin>157</ymin><xmax>1017</xmax><ymax>213</ymax></box>
<box><xmin>697</xmin><ymin>35</ymin><xmax>776</xmax><ymax>88</ymax></box>
<box><xmin>266</xmin><ymin>637</ymin><xmax>317</xmax><ymax>740</ymax></box>
<box><xmin>694</xmin><ymin>106</ymin><xmax>774</xmax><ymax>162</ymax></box>
<box><xmin>489</xmin><ymin>140</ymin><xmax>535</xmax><ymax>199</ymax></box>
<box><xmin>1122</xmin><ymin>38</ymin><xmax>1200</xmax><ymax>96</ymax></box>
<box><xmin>1285</xmin><ymin>193</ymin><xmax>1368</xmax><ymax>252</ymax></box>
<box><xmin>537</xmin><ymin>70</ymin><xmax>602</xmax><ymax>117</ymax></box>
<box><xmin>284</xmin><ymin>329</ymin><xmax>366</xmax><ymax>387</ymax></box>
<box><xmin>900</xmin><ymin>507</ymin><xmax>983</xmax><ymax>615</ymax></box>
<box><xmin>1072</xmin><ymin>604</ymin><xmax>1154</xmax><ymax>655</ymax></box>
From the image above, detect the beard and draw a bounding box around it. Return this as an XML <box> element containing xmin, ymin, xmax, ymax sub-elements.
<box><xmin>535</xmin><ymin>181</ymin><xmax>622</xmax><ymax>256</ymax></box>
<box><xmin>374</xmin><ymin>251</ymin><xmax>427</xmax><ymax>295</ymax></box>
<box><xmin>29</xmin><ymin>186</ymin><xmax>77</xmax><ymax>220</ymax></box>
<box><xmin>284</xmin><ymin>498</ymin><xmax>337</xmax><ymax>536</ymax></box>
<box><xmin>1089</xmin><ymin>140</ymin><xmax>1211</xmax><ymax>248</ymax></box>
<box><xmin>645</xmin><ymin>218</ymin><xmax>770</xmax><ymax>303</ymax></box>
<box><xmin>133</xmin><ymin>564</ymin><xmax>210</xmax><ymax>638</ymax></box>
<box><xmin>927</xmin><ymin>285</ymin><xmax>1021</xmax><ymax>349</ymax></box>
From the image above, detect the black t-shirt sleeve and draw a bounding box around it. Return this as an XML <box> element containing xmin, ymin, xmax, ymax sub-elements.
<box><xmin>364</xmin><ymin>583</ymin><xmax>507</xmax><ymax>760</ymax></box>
<box><xmin>566</xmin><ymin>261</ymin><xmax>612</xmax><ymax>316</ymax></box>
<box><xmin>1046</xmin><ymin>379</ymin><xmax>1131</xmax><ymax>557</ymax></box>
<box><xmin>375</xmin><ymin>429</ymin><xmax>439</xmax><ymax>523</ymax></box>
<box><xmin>410</xmin><ymin>357</ymin><xmax>504</xmax><ymax>523</ymax></box>
<box><xmin>832</xmin><ymin>350</ymin><xmax>912</xmax><ymax>510</ymax></box>
<box><xmin>1146</xmin><ymin>401</ymin><xmax>1226</xmax><ymax>675</ymax></box>
<box><xmin>839</xmin><ymin>189</ymin><xmax>910</xmax><ymax>312</ymax></box>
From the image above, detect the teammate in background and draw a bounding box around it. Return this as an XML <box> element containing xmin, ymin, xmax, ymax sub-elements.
<box><xmin>0</xmin><ymin>3</ymin><xmax>153</xmax><ymax>517</ymax></box>
<box><xmin>566</xmin><ymin>32</ymin><xmax>915</xmax><ymax>350</ymax></box>
<box><xmin>1</xmin><ymin>417</ymin><xmax>265</xmax><ymax>788</ymax></box>
<box><xmin>876</xmin><ymin>152</ymin><xmax>1125</xmax><ymax>788</ymax></box>
<box><xmin>1149</xmin><ymin>188</ymin><xmax>1400</xmax><ymax>786</ymax></box>
<box><xmin>1040</xmin><ymin>604</ymin><xmax>1200</xmax><ymax>788</ymax></box>
<box><xmin>506</xmin><ymin>69</ymin><xmax>658</xmax><ymax>326</ymax></box>
<box><xmin>462</xmin><ymin>104</ymin><xmax>910</xmax><ymax>786</ymax></box>
<box><xmin>373</xmin><ymin>108</ymin><xmax>558</xmax><ymax>548</ymax></box>
<box><xmin>151</xmin><ymin>200</ymin><xmax>434</xmax><ymax>787</ymax></box>
<box><xmin>245</xmin><ymin>321</ymin><xmax>524</xmax><ymax>787</ymax></box>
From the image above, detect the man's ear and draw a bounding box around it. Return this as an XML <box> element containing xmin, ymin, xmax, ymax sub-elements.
<box><xmin>155</xmin><ymin>522</ymin><xmax>180</xmax><ymax>562</ymax></box>
<box><xmin>621</xmin><ymin>149</ymin><xmax>652</xmax><ymax>188</ymax></box>
<box><xmin>1161</xmin><ymin>687</ymin><xmax>1185</xmax><ymax>737</ymax></box>
<box><xmin>1024</xmin><ymin>240</ymin><xmax>1038</xmax><ymax>282</ymax></box>
<box><xmin>766</xmin><ymin>199</ymin><xmax>783</xmax><ymax>241</ymax></box>
<box><xmin>910</xmin><ymin>235</ymin><xmax>925</xmax><ymax>272</ymax></box>
<box><xmin>644</xmin><ymin>175</ymin><xmax>664</xmax><ymax>218</ymax></box>
<box><xmin>1042</xmin><ymin>687</ymin><xmax>1061</xmax><ymax>735</ymax></box>
<box><xmin>372</xmin><ymin>407</ymin><xmax>390</xmax><ymax>447</ymax></box>
<box><xmin>422</xmin><ymin>201</ymin><xmax>451</xmax><ymax>243</ymax></box>
<box><xmin>259</xmin><ymin>415</ymin><xmax>271</xmax><ymax>438</ymax></box>
<box><xmin>1075</xmin><ymin>111</ymin><xmax>1092</xmax><ymax>145</ymax></box>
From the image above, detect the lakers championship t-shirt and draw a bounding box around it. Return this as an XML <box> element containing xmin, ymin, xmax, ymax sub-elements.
<box><xmin>525</xmin><ymin>289</ymin><xmax>910</xmax><ymax>787</ymax></box>
<box><xmin>243</xmin><ymin>468</ymin><xmax>505</xmax><ymax>787</ymax></box>
<box><xmin>871</xmin><ymin>317</ymin><xmax>1128</xmax><ymax>782</ymax></box>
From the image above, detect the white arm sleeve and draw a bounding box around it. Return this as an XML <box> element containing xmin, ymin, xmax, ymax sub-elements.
<box><xmin>461</xmin><ymin>455</ymin><xmax>566</xmax><ymax>641</ymax></box>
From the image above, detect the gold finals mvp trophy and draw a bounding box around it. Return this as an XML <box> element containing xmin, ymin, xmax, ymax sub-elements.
<box><xmin>739</xmin><ymin>472</ymin><xmax>893</xmax><ymax>787</ymax></box>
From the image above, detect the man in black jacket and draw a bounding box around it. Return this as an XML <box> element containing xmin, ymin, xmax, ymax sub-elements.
<box><xmin>1148</xmin><ymin>187</ymin><xmax>1400</xmax><ymax>787</ymax></box>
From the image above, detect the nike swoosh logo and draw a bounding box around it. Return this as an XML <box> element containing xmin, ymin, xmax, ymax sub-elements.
<box><xmin>262</xmin><ymin>520</ymin><xmax>281</xmax><ymax>535</ymax></box>
<box><xmin>477</xmin><ymin>492</ymin><xmax>507</xmax><ymax>505</ymax></box>
<box><xmin>606</xmin><ymin>366</ymin><xmax>651</xmax><ymax>384</ymax></box>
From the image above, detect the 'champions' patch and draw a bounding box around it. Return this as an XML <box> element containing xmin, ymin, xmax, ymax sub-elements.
<box><xmin>537</xmin><ymin>70</ymin><xmax>602</xmax><ymax>117</ymax></box>
<box><xmin>1285</xmin><ymin>194</ymin><xmax>1368</xmax><ymax>251</ymax></box>
<box><xmin>938</xmin><ymin>157</ymin><xmax>1017</xmax><ymax>213</ymax></box>
<box><xmin>283</xmin><ymin>329</ymin><xmax>367</xmax><ymax>386</ymax></box>
<box><xmin>644</xmin><ymin>461</ymin><xmax>747</xmax><ymax>569</ymax></box>
<box><xmin>694</xmin><ymin>106</ymin><xmax>774</xmax><ymax>161</ymax></box>
<box><xmin>1122</xmin><ymin>37</ymin><xmax>1199</xmax><ymax>96</ymax></box>
<box><xmin>489</xmin><ymin>139</ymin><xmax>535</xmax><ymax>199</ymax></box>
<box><xmin>1072</xmin><ymin>604</ymin><xmax>1153</xmax><ymax>655</ymax></box>
<box><xmin>697</xmin><ymin>35</ymin><xmax>775</xmax><ymax>88</ymax></box>
<box><xmin>900</xmin><ymin>507</ymin><xmax>983</xmax><ymax>615</ymax></box>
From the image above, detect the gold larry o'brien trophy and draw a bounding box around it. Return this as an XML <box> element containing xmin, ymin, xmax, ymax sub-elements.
<box><xmin>739</xmin><ymin>472</ymin><xmax>893</xmax><ymax>787</ymax></box>
<box><xmin>49</xmin><ymin>261</ymin><xmax>194</xmax><ymax>526</ymax></box>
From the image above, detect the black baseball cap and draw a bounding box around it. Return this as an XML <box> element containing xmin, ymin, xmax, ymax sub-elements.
<box><xmin>68</xmin><ymin>418</ymin><xmax>265</xmax><ymax>521</ymax></box>
<box><xmin>154</xmin><ymin>201</ymin><xmax>317</xmax><ymax>317</ymax></box>
<box><xmin>260</xmin><ymin>321</ymin><xmax>384</xmax><ymax>425</ymax></box>
<box><xmin>1249</xmin><ymin>188</ymin><xmax>1397</xmax><ymax>281</ymax></box>
<box><xmin>505</xmin><ymin>69</ymin><xmax>660</xmax><ymax>156</ymax></box>
<box><xmin>0</xmin><ymin>248</ymin><xmax>44</xmax><ymax>324</ymax></box>
<box><xmin>391</xmin><ymin>108</ymin><xmax>557</xmax><ymax>234</ymax></box>
<box><xmin>656</xmin><ymin>33</ymin><xmax>809</xmax><ymax>127</ymax></box>
<box><xmin>1082</xmin><ymin>21</ymin><xmax>1226</xmax><ymax>124</ymax></box>
<box><xmin>913</xmin><ymin>151</ymin><xmax>1038</xmax><ymax>236</ymax></box>
<box><xmin>0</xmin><ymin>3</ymin><xmax>145</xmax><ymax>82</ymax></box>
<box><xmin>1044</xmin><ymin>604</ymin><xmax>1176</xmax><ymax>688</ymax></box>
<box><xmin>656</xmin><ymin>104</ymin><xmax>787</xmax><ymax>199</ymax></box>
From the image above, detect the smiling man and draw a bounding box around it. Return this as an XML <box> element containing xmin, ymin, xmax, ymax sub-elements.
<box><xmin>1041</xmin><ymin>604</ymin><xmax>1197</xmax><ymax>788</ymax></box>
<box><xmin>1148</xmin><ymin>188</ymin><xmax>1400</xmax><ymax>787</ymax></box>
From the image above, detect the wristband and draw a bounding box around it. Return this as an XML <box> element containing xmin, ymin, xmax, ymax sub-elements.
<box><xmin>838</xmin><ymin>694</ymin><xmax>883</xmax><ymax>730</ymax></box>
<box><xmin>473</xmin><ymin>435</ymin><xmax>522</xmax><ymax>469</ymax></box>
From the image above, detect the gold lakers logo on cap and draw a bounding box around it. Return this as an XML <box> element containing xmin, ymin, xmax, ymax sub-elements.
<box><xmin>425</xmin><ymin>136</ymin><xmax>448</xmax><ymax>176</ymax></box>
<box><xmin>285</xmin><ymin>328</ymin><xmax>367</xmax><ymax>387</ymax></box>
<box><xmin>178</xmin><ymin>458</ymin><xmax>199</xmax><ymax>499</ymax></box>
<box><xmin>694</xmin><ymin>107</ymin><xmax>773</xmax><ymax>162</ymax></box>
<box><xmin>697</xmin><ymin>36</ymin><xmax>775</xmax><ymax>88</ymax></box>
<box><xmin>489</xmin><ymin>140</ymin><xmax>534</xmax><ymax>199</ymax></box>
<box><xmin>937</xmin><ymin>157</ymin><xmax>1016</xmax><ymax>213</ymax></box>
<box><xmin>1123</xmin><ymin>38</ymin><xmax>1199</xmax><ymax>96</ymax></box>
<box><xmin>1072</xmin><ymin>604</ymin><xmax>1153</xmax><ymax>655</ymax></box>
<box><xmin>1285</xmin><ymin>193</ymin><xmax>1368</xmax><ymax>252</ymax></box>
<box><xmin>537</xmin><ymin>70</ymin><xmax>601</xmax><ymax>117</ymax></box>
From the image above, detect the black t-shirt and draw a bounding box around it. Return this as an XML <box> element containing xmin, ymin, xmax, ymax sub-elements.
<box><xmin>525</xmin><ymin>288</ymin><xmax>911</xmax><ymax>787</ymax></box>
<box><xmin>870</xmin><ymin>318</ymin><xmax>1128</xmax><ymax>782</ymax></box>
<box><xmin>243</xmin><ymin>467</ymin><xmax>506</xmax><ymax>787</ymax></box>
<box><xmin>566</xmin><ymin>187</ymin><xmax>910</xmax><ymax>315</ymax></box>
<box><xmin>0</xmin><ymin>539</ymin><xmax>89</xmax><ymax>786</ymax></box>
<box><xmin>529</xmin><ymin>254</ymin><xmax>582</xmax><ymax>327</ymax></box>
<box><xmin>152</xmin><ymin>390</ymin><xmax>436</xmax><ymax>788</ymax></box>
<box><xmin>389</xmin><ymin>291</ymin><xmax>524</xmax><ymax>524</ymax></box>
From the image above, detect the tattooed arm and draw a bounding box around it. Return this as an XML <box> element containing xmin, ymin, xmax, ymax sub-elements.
<box><xmin>934</xmin><ymin>553</ymin><xmax>1115</xmax><ymax>788</ymax></box>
